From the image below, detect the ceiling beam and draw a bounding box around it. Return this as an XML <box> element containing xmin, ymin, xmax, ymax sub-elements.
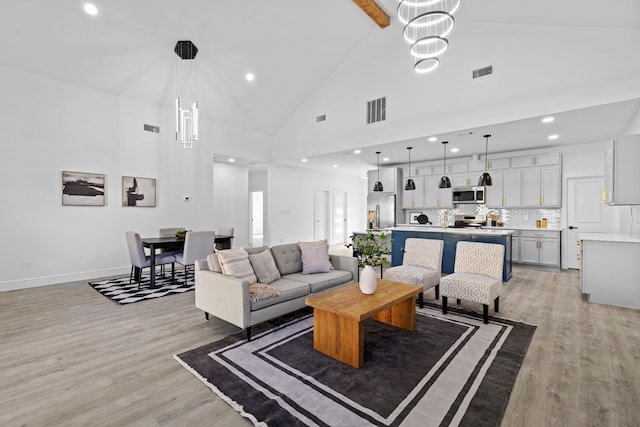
<box><xmin>353</xmin><ymin>0</ymin><xmax>390</xmax><ymax>29</ymax></box>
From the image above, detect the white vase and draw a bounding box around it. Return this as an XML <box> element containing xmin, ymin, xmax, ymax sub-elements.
<box><xmin>359</xmin><ymin>265</ymin><xmax>377</xmax><ymax>294</ymax></box>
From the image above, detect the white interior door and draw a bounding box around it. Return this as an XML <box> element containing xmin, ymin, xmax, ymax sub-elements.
<box><xmin>332</xmin><ymin>190</ymin><xmax>348</xmax><ymax>244</ymax></box>
<box><xmin>567</xmin><ymin>176</ymin><xmax>615</xmax><ymax>269</ymax></box>
<box><xmin>250</xmin><ymin>191</ymin><xmax>263</xmax><ymax>247</ymax></box>
<box><xmin>315</xmin><ymin>189</ymin><xmax>330</xmax><ymax>241</ymax></box>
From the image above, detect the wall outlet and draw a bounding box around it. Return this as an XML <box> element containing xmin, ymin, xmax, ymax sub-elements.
<box><xmin>25</xmin><ymin>260</ymin><xmax>32</xmax><ymax>269</ymax></box>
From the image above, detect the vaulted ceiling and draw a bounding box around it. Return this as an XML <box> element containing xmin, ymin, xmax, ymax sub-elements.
<box><xmin>2</xmin><ymin>0</ymin><xmax>640</xmax><ymax>174</ymax></box>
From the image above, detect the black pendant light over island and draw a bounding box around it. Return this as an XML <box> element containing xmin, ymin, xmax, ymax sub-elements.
<box><xmin>438</xmin><ymin>141</ymin><xmax>451</xmax><ymax>189</ymax></box>
<box><xmin>478</xmin><ymin>134</ymin><xmax>493</xmax><ymax>186</ymax></box>
<box><xmin>373</xmin><ymin>151</ymin><xmax>384</xmax><ymax>192</ymax></box>
<box><xmin>405</xmin><ymin>147</ymin><xmax>416</xmax><ymax>190</ymax></box>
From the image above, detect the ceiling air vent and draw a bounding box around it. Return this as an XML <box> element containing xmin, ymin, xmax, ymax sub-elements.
<box><xmin>367</xmin><ymin>97</ymin><xmax>386</xmax><ymax>124</ymax></box>
<box><xmin>144</xmin><ymin>124</ymin><xmax>160</xmax><ymax>133</ymax></box>
<box><xmin>316</xmin><ymin>114</ymin><xmax>326</xmax><ymax>123</ymax></box>
<box><xmin>472</xmin><ymin>66</ymin><xmax>493</xmax><ymax>79</ymax></box>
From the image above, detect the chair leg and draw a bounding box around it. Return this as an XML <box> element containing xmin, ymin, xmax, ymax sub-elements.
<box><xmin>435</xmin><ymin>284</ymin><xmax>440</xmax><ymax>300</ymax></box>
<box><xmin>184</xmin><ymin>266</ymin><xmax>188</xmax><ymax>284</ymax></box>
<box><xmin>483</xmin><ymin>304</ymin><xmax>489</xmax><ymax>324</ymax></box>
<box><xmin>494</xmin><ymin>296</ymin><xmax>500</xmax><ymax>313</ymax></box>
<box><xmin>418</xmin><ymin>292</ymin><xmax>424</xmax><ymax>308</ymax></box>
<box><xmin>205</xmin><ymin>312</ymin><xmax>209</xmax><ymax>321</ymax></box>
<box><xmin>129</xmin><ymin>265</ymin><xmax>134</xmax><ymax>285</ymax></box>
<box><xmin>456</xmin><ymin>298</ymin><xmax>461</xmax><ymax>305</ymax></box>
<box><xmin>171</xmin><ymin>263</ymin><xmax>175</xmax><ymax>283</ymax></box>
<box><xmin>442</xmin><ymin>296</ymin><xmax>448</xmax><ymax>314</ymax></box>
<box><xmin>246</xmin><ymin>327</ymin><xmax>252</xmax><ymax>342</ymax></box>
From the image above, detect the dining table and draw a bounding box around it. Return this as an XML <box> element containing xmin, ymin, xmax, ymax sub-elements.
<box><xmin>141</xmin><ymin>234</ymin><xmax>233</xmax><ymax>288</ymax></box>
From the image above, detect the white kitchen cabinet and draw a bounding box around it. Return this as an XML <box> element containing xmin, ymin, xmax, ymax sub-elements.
<box><xmin>432</xmin><ymin>161</ymin><xmax>467</xmax><ymax>175</ymax></box>
<box><xmin>469</xmin><ymin>157</ymin><xmax>510</xmax><ymax>172</ymax></box>
<box><xmin>423</xmin><ymin>175</ymin><xmax>452</xmax><ymax>208</ymax></box>
<box><xmin>452</xmin><ymin>172</ymin><xmax>472</xmax><ymax>187</ymax></box>
<box><xmin>522</xmin><ymin>165</ymin><xmax>560</xmax><ymax>207</ymax></box>
<box><xmin>511</xmin><ymin>153</ymin><xmax>561</xmax><ymax>168</ymax></box>
<box><xmin>602</xmin><ymin>134</ymin><xmax>640</xmax><ymax>205</ymax></box>
<box><xmin>402</xmin><ymin>176</ymin><xmax>425</xmax><ymax>208</ymax></box>
<box><xmin>519</xmin><ymin>230</ymin><xmax>560</xmax><ymax>267</ymax></box>
<box><xmin>368</xmin><ymin>167</ymin><xmax>400</xmax><ymax>194</ymax></box>
<box><xmin>511</xmin><ymin>231</ymin><xmax>520</xmax><ymax>263</ymax></box>
<box><xmin>485</xmin><ymin>169</ymin><xmax>522</xmax><ymax>207</ymax></box>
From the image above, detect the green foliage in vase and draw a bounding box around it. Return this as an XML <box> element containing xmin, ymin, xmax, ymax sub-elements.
<box><xmin>345</xmin><ymin>231</ymin><xmax>393</xmax><ymax>268</ymax></box>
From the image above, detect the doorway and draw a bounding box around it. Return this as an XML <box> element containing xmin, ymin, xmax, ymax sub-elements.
<box><xmin>315</xmin><ymin>189</ymin><xmax>331</xmax><ymax>241</ymax></box>
<box><xmin>332</xmin><ymin>190</ymin><xmax>348</xmax><ymax>244</ymax></box>
<box><xmin>250</xmin><ymin>191</ymin><xmax>263</xmax><ymax>247</ymax></box>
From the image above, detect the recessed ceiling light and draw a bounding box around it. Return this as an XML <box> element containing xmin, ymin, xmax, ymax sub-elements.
<box><xmin>228</xmin><ymin>158</ymin><xmax>235</xmax><ymax>162</ymax></box>
<box><xmin>541</xmin><ymin>116</ymin><xmax>555</xmax><ymax>124</ymax></box>
<box><xmin>354</xmin><ymin>149</ymin><xmax>361</xmax><ymax>154</ymax></box>
<box><xmin>332</xmin><ymin>164</ymin><xmax>338</xmax><ymax>168</ymax></box>
<box><xmin>245</xmin><ymin>73</ymin><xmax>255</xmax><ymax>81</ymax></box>
<box><xmin>83</xmin><ymin>3</ymin><xmax>98</xmax><ymax>15</ymax></box>
<box><xmin>548</xmin><ymin>134</ymin><xmax>559</xmax><ymax>140</ymax></box>
<box><xmin>428</xmin><ymin>136</ymin><xmax>438</xmax><ymax>142</ymax></box>
<box><xmin>301</xmin><ymin>158</ymin><xmax>308</xmax><ymax>162</ymax></box>
<box><xmin>383</xmin><ymin>157</ymin><xmax>390</xmax><ymax>162</ymax></box>
<box><xmin>450</xmin><ymin>148</ymin><xmax>459</xmax><ymax>153</ymax></box>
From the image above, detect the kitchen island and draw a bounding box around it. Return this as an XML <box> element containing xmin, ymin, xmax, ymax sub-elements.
<box><xmin>391</xmin><ymin>226</ymin><xmax>514</xmax><ymax>281</ymax></box>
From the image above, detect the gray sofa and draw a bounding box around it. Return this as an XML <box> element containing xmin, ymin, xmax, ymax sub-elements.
<box><xmin>194</xmin><ymin>243</ymin><xmax>358</xmax><ymax>340</ymax></box>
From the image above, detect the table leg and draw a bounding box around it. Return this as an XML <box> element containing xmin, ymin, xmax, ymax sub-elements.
<box><xmin>372</xmin><ymin>297</ymin><xmax>416</xmax><ymax>331</ymax></box>
<box><xmin>149</xmin><ymin>244</ymin><xmax>156</xmax><ymax>288</ymax></box>
<box><xmin>313</xmin><ymin>308</ymin><xmax>363</xmax><ymax>368</ymax></box>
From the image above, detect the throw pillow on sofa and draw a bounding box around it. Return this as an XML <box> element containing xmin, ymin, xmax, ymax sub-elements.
<box><xmin>300</xmin><ymin>243</ymin><xmax>331</xmax><ymax>274</ymax></box>
<box><xmin>299</xmin><ymin>239</ymin><xmax>334</xmax><ymax>270</ymax></box>
<box><xmin>206</xmin><ymin>253</ymin><xmax>222</xmax><ymax>273</ymax></box>
<box><xmin>217</xmin><ymin>248</ymin><xmax>258</xmax><ymax>284</ymax></box>
<box><xmin>248</xmin><ymin>249</ymin><xmax>281</xmax><ymax>284</ymax></box>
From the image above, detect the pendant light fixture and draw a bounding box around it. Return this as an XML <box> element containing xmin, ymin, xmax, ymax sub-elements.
<box><xmin>373</xmin><ymin>151</ymin><xmax>384</xmax><ymax>192</ymax></box>
<box><xmin>175</xmin><ymin>40</ymin><xmax>199</xmax><ymax>149</ymax></box>
<box><xmin>438</xmin><ymin>141</ymin><xmax>451</xmax><ymax>188</ymax></box>
<box><xmin>405</xmin><ymin>147</ymin><xmax>416</xmax><ymax>190</ymax></box>
<box><xmin>478</xmin><ymin>134</ymin><xmax>493</xmax><ymax>186</ymax></box>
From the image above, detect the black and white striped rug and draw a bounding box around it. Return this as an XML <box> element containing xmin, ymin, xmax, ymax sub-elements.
<box><xmin>89</xmin><ymin>271</ymin><xmax>193</xmax><ymax>304</ymax></box>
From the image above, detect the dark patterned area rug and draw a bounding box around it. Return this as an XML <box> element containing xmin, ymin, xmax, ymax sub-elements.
<box><xmin>175</xmin><ymin>304</ymin><xmax>536</xmax><ymax>427</ymax></box>
<box><xmin>89</xmin><ymin>271</ymin><xmax>193</xmax><ymax>304</ymax></box>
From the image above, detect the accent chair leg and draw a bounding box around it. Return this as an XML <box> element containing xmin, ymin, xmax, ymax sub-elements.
<box><xmin>456</xmin><ymin>298</ymin><xmax>461</xmax><ymax>305</ymax></box>
<box><xmin>494</xmin><ymin>296</ymin><xmax>500</xmax><ymax>313</ymax></box>
<box><xmin>129</xmin><ymin>265</ymin><xmax>134</xmax><ymax>285</ymax></box>
<box><xmin>442</xmin><ymin>296</ymin><xmax>448</xmax><ymax>314</ymax></box>
<box><xmin>184</xmin><ymin>266</ymin><xmax>188</xmax><ymax>284</ymax></box>
<box><xmin>483</xmin><ymin>304</ymin><xmax>489</xmax><ymax>324</ymax></box>
<box><xmin>418</xmin><ymin>292</ymin><xmax>424</xmax><ymax>308</ymax></box>
<box><xmin>171</xmin><ymin>262</ymin><xmax>175</xmax><ymax>283</ymax></box>
<box><xmin>205</xmin><ymin>312</ymin><xmax>209</xmax><ymax>321</ymax></box>
<box><xmin>435</xmin><ymin>284</ymin><xmax>440</xmax><ymax>300</ymax></box>
<box><xmin>246</xmin><ymin>327</ymin><xmax>252</xmax><ymax>342</ymax></box>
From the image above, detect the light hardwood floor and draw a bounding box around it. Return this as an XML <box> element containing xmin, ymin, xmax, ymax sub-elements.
<box><xmin>1</xmin><ymin>267</ymin><xmax>639</xmax><ymax>426</ymax></box>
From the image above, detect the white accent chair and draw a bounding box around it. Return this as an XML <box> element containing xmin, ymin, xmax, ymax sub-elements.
<box><xmin>125</xmin><ymin>231</ymin><xmax>177</xmax><ymax>290</ymax></box>
<box><xmin>440</xmin><ymin>241</ymin><xmax>505</xmax><ymax>324</ymax></box>
<box><xmin>175</xmin><ymin>231</ymin><xmax>216</xmax><ymax>282</ymax></box>
<box><xmin>384</xmin><ymin>238</ymin><xmax>444</xmax><ymax>308</ymax></box>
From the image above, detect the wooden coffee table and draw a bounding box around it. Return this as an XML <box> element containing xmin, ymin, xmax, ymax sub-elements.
<box><xmin>305</xmin><ymin>279</ymin><xmax>422</xmax><ymax>368</ymax></box>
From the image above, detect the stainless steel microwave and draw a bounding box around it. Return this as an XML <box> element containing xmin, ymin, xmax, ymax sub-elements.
<box><xmin>452</xmin><ymin>186</ymin><xmax>485</xmax><ymax>204</ymax></box>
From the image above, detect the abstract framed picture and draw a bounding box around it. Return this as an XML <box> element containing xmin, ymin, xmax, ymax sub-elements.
<box><xmin>122</xmin><ymin>176</ymin><xmax>156</xmax><ymax>207</ymax></box>
<box><xmin>62</xmin><ymin>171</ymin><xmax>105</xmax><ymax>206</ymax></box>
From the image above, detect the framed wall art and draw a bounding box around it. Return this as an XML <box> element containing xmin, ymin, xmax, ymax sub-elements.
<box><xmin>122</xmin><ymin>176</ymin><xmax>156</xmax><ymax>207</ymax></box>
<box><xmin>61</xmin><ymin>171</ymin><xmax>105</xmax><ymax>206</ymax></box>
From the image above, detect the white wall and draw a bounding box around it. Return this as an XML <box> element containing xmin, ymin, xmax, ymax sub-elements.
<box><xmin>0</xmin><ymin>66</ymin><xmax>270</xmax><ymax>291</ymax></box>
<box><xmin>213</xmin><ymin>162</ymin><xmax>249</xmax><ymax>247</ymax></box>
<box><xmin>267</xmin><ymin>165</ymin><xmax>365</xmax><ymax>246</ymax></box>
<box><xmin>249</xmin><ymin>170</ymin><xmax>269</xmax><ymax>245</ymax></box>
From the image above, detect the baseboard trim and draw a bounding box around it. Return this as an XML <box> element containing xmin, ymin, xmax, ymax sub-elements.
<box><xmin>0</xmin><ymin>267</ymin><xmax>130</xmax><ymax>292</ymax></box>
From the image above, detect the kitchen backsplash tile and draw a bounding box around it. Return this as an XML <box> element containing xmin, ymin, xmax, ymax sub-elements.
<box><xmin>404</xmin><ymin>205</ymin><xmax>561</xmax><ymax>229</ymax></box>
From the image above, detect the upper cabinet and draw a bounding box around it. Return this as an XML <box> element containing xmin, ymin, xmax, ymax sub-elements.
<box><xmin>486</xmin><ymin>169</ymin><xmax>522</xmax><ymax>207</ymax></box>
<box><xmin>511</xmin><ymin>153</ymin><xmax>561</xmax><ymax>168</ymax></box>
<box><xmin>368</xmin><ymin>167</ymin><xmax>401</xmax><ymax>194</ymax></box>
<box><xmin>522</xmin><ymin>165</ymin><xmax>561</xmax><ymax>207</ymax></box>
<box><xmin>603</xmin><ymin>134</ymin><xmax>640</xmax><ymax>205</ymax></box>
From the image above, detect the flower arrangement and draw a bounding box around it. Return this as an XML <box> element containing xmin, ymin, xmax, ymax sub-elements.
<box><xmin>346</xmin><ymin>231</ymin><xmax>392</xmax><ymax>268</ymax></box>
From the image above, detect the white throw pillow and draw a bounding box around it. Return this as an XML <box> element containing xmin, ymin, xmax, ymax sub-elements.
<box><xmin>248</xmin><ymin>249</ymin><xmax>281</xmax><ymax>284</ymax></box>
<box><xmin>217</xmin><ymin>248</ymin><xmax>257</xmax><ymax>284</ymax></box>
<box><xmin>300</xmin><ymin>244</ymin><xmax>330</xmax><ymax>274</ymax></box>
<box><xmin>206</xmin><ymin>253</ymin><xmax>222</xmax><ymax>273</ymax></box>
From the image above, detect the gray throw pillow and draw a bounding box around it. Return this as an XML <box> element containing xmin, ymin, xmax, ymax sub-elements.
<box><xmin>300</xmin><ymin>244</ymin><xmax>330</xmax><ymax>274</ymax></box>
<box><xmin>248</xmin><ymin>249</ymin><xmax>281</xmax><ymax>284</ymax></box>
<box><xmin>299</xmin><ymin>239</ymin><xmax>334</xmax><ymax>270</ymax></box>
<box><xmin>217</xmin><ymin>248</ymin><xmax>257</xmax><ymax>284</ymax></box>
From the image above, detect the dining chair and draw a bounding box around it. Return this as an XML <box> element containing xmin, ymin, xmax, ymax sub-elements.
<box><xmin>125</xmin><ymin>231</ymin><xmax>176</xmax><ymax>290</ymax></box>
<box><xmin>216</xmin><ymin>227</ymin><xmax>234</xmax><ymax>249</ymax></box>
<box><xmin>175</xmin><ymin>230</ymin><xmax>216</xmax><ymax>282</ymax></box>
<box><xmin>440</xmin><ymin>241</ymin><xmax>504</xmax><ymax>324</ymax></box>
<box><xmin>384</xmin><ymin>238</ymin><xmax>443</xmax><ymax>308</ymax></box>
<box><xmin>158</xmin><ymin>227</ymin><xmax>185</xmax><ymax>274</ymax></box>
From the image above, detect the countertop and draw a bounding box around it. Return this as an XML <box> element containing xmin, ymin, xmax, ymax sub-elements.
<box><xmin>578</xmin><ymin>232</ymin><xmax>640</xmax><ymax>243</ymax></box>
<box><xmin>391</xmin><ymin>226</ymin><xmax>515</xmax><ymax>236</ymax></box>
<box><xmin>396</xmin><ymin>223</ymin><xmax>562</xmax><ymax>232</ymax></box>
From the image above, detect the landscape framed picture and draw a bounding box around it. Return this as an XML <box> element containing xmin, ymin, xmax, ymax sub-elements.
<box><xmin>61</xmin><ymin>171</ymin><xmax>105</xmax><ymax>206</ymax></box>
<box><xmin>122</xmin><ymin>176</ymin><xmax>156</xmax><ymax>207</ymax></box>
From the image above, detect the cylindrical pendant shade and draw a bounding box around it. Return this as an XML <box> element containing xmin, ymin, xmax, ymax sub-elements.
<box><xmin>439</xmin><ymin>176</ymin><xmax>451</xmax><ymax>189</ymax></box>
<box><xmin>478</xmin><ymin>172</ymin><xmax>492</xmax><ymax>186</ymax></box>
<box><xmin>405</xmin><ymin>178</ymin><xmax>416</xmax><ymax>190</ymax></box>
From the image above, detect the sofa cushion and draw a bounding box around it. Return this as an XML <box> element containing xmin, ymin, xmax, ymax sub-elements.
<box><xmin>250</xmin><ymin>278</ymin><xmax>311</xmax><ymax>311</ymax></box>
<box><xmin>300</xmin><ymin>244</ymin><xmax>330</xmax><ymax>274</ymax></box>
<box><xmin>248</xmin><ymin>249</ymin><xmax>281</xmax><ymax>284</ymax></box>
<box><xmin>283</xmin><ymin>270</ymin><xmax>353</xmax><ymax>293</ymax></box>
<box><xmin>245</xmin><ymin>246</ymin><xmax>268</xmax><ymax>255</ymax></box>
<box><xmin>270</xmin><ymin>243</ymin><xmax>303</xmax><ymax>275</ymax></box>
<box><xmin>217</xmin><ymin>248</ymin><xmax>258</xmax><ymax>284</ymax></box>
